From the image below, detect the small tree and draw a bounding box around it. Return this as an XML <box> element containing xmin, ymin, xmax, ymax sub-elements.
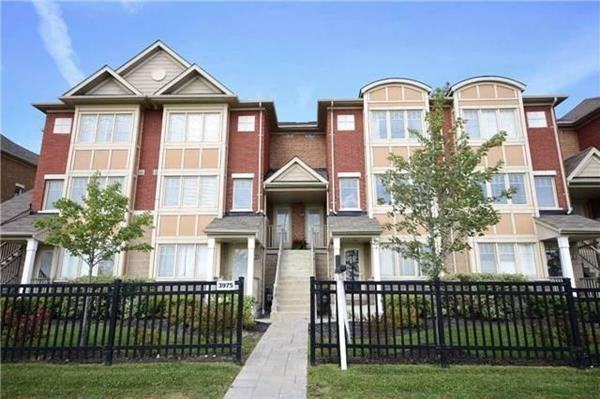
<box><xmin>381</xmin><ymin>89</ymin><xmax>512</xmax><ymax>279</ymax></box>
<box><xmin>34</xmin><ymin>174</ymin><xmax>153</xmax><ymax>344</ymax></box>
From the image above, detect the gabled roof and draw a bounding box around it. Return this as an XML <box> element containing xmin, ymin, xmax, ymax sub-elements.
<box><xmin>558</xmin><ymin>97</ymin><xmax>600</xmax><ymax>126</ymax></box>
<box><xmin>564</xmin><ymin>147</ymin><xmax>600</xmax><ymax>182</ymax></box>
<box><xmin>264</xmin><ymin>157</ymin><xmax>328</xmax><ymax>187</ymax></box>
<box><xmin>536</xmin><ymin>214</ymin><xmax>600</xmax><ymax>237</ymax></box>
<box><xmin>63</xmin><ymin>66</ymin><xmax>143</xmax><ymax>97</ymax></box>
<box><xmin>154</xmin><ymin>64</ymin><xmax>234</xmax><ymax>96</ymax></box>
<box><xmin>449</xmin><ymin>75</ymin><xmax>526</xmax><ymax>94</ymax></box>
<box><xmin>115</xmin><ymin>40</ymin><xmax>191</xmax><ymax>75</ymax></box>
<box><xmin>328</xmin><ymin>215</ymin><xmax>383</xmax><ymax>235</ymax></box>
<box><xmin>0</xmin><ymin>191</ymin><xmax>48</xmax><ymax>238</ymax></box>
<box><xmin>0</xmin><ymin>135</ymin><xmax>39</xmax><ymax>166</ymax></box>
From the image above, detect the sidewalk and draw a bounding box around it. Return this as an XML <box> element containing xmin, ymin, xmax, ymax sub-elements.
<box><xmin>225</xmin><ymin>318</ymin><xmax>308</xmax><ymax>399</ymax></box>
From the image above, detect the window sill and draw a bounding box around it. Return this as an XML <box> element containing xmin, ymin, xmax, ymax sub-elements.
<box><xmin>37</xmin><ymin>209</ymin><xmax>59</xmax><ymax>214</ymax></box>
<box><xmin>339</xmin><ymin>208</ymin><xmax>361</xmax><ymax>212</ymax></box>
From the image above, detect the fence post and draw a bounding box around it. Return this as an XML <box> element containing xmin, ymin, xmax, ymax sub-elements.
<box><xmin>433</xmin><ymin>278</ymin><xmax>448</xmax><ymax>368</ymax></box>
<box><xmin>104</xmin><ymin>279</ymin><xmax>121</xmax><ymax>366</ymax></box>
<box><xmin>563</xmin><ymin>278</ymin><xmax>586</xmax><ymax>369</ymax></box>
<box><xmin>236</xmin><ymin>277</ymin><xmax>245</xmax><ymax>364</ymax></box>
<box><xmin>310</xmin><ymin>276</ymin><xmax>316</xmax><ymax>366</ymax></box>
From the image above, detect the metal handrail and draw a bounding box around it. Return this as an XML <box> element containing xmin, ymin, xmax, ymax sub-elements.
<box><xmin>310</xmin><ymin>227</ymin><xmax>316</xmax><ymax>278</ymax></box>
<box><xmin>271</xmin><ymin>230</ymin><xmax>285</xmax><ymax>314</ymax></box>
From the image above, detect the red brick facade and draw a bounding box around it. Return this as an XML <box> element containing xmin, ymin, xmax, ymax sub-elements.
<box><xmin>524</xmin><ymin>105</ymin><xmax>569</xmax><ymax>209</ymax></box>
<box><xmin>0</xmin><ymin>154</ymin><xmax>37</xmax><ymax>202</ymax></box>
<box><xmin>133</xmin><ymin>109</ymin><xmax>163</xmax><ymax>210</ymax></box>
<box><xmin>225</xmin><ymin>111</ymin><xmax>262</xmax><ymax>212</ymax></box>
<box><xmin>576</xmin><ymin>116</ymin><xmax>600</xmax><ymax>151</ymax></box>
<box><xmin>326</xmin><ymin>108</ymin><xmax>367</xmax><ymax>212</ymax></box>
<box><xmin>32</xmin><ymin>112</ymin><xmax>73</xmax><ymax>211</ymax></box>
<box><xmin>269</xmin><ymin>133</ymin><xmax>327</xmax><ymax>169</ymax></box>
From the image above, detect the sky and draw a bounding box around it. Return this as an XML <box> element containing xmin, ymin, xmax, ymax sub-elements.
<box><xmin>1</xmin><ymin>1</ymin><xmax>599</xmax><ymax>153</ymax></box>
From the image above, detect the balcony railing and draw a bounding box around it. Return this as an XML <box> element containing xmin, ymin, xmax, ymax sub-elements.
<box><xmin>266</xmin><ymin>224</ymin><xmax>327</xmax><ymax>249</ymax></box>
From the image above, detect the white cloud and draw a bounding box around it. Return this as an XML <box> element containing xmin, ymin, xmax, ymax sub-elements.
<box><xmin>32</xmin><ymin>0</ymin><xmax>84</xmax><ymax>87</ymax></box>
<box><xmin>120</xmin><ymin>0</ymin><xmax>144</xmax><ymax>13</ymax></box>
<box><xmin>524</xmin><ymin>26</ymin><xmax>600</xmax><ymax>93</ymax></box>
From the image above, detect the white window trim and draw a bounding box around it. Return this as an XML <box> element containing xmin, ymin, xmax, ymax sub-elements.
<box><xmin>378</xmin><ymin>244</ymin><xmax>425</xmax><ymax>279</ymax></box>
<box><xmin>53</xmin><ymin>117</ymin><xmax>72</xmax><ymax>134</ymax></box>
<box><xmin>370</xmin><ymin>109</ymin><xmax>426</xmax><ymax>142</ymax></box>
<box><xmin>373</xmin><ymin>173</ymin><xmax>392</xmax><ymax>209</ymax></box>
<box><xmin>460</xmin><ymin>107</ymin><xmax>523</xmax><ymax>142</ymax></box>
<box><xmin>76</xmin><ymin>112</ymin><xmax>134</xmax><ymax>144</ymax></box>
<box><xmin>160</xmin><ymin>175</ymin><xmax>219</xmax><ymax>210</ymax></box>
<box><xmin>474</xmin><ymin>241</ymin><xmax>539</xmax><ymax>278</ymax></box>
<box><xmin>58</xmin><ymin>248</ymin><xmax>116</xmax><ymax>280</ymax></box>
<box><xmin>483</xmin><ymin>172</ymin><xmax>529</xmax><ymax>207</ymax></box>
<box><xmin>237</xmin><ymin>115</ymin><xmax>256</xmax><ymax>132</ymax></box>
<box><xmin>337</xmin><ymin>114</ymin><xmax>355</xmax><ymax>131</ymax></box>
<box><xmin>526</xmin><ymin>111</ymin><xmax>548</xmax><ymax>128</ymax></box>
<box><xmin>164</xmin><ymin>110</ymin><xmax>222</xmax><ymax>144</ymax></box>
<box><xmin>533</xmin><ymin>172</ymin><xmax>560</xmax><ymax>210</ymax></box>
<box><xmin>232</xmin><ymin>176</ymin><xmax>254</xmax><ymax>212</ymax></box>
<box><xmin>155</xmin><ymin>243</ymin><xmax>209</xmax><ymax>280</ymax></box>
<box><xmin>339</xmin><ymin>177</ymin><xmax>361</xmax><ymax>211</ymax></box>
<box><xmin>41</xmin><ymin>178</ymin><xmax>65</xmax><ymax>213</ymax></box>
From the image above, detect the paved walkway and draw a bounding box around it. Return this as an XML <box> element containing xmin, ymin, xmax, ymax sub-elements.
<box><xmin>225</xmin><ymin>318</ymin><xmax>308</xmax><ymax>399</ymax></box>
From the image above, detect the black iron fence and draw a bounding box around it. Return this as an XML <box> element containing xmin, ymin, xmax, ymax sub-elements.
<box><xmin>310</xmin><ymin>277</ymin><xmax>600</xmax><ymax>368</ymax></box>
<box><xmin>1</xmin><ymin>278</ymin><xmax>245</xmax><ymax>364</ymax></box>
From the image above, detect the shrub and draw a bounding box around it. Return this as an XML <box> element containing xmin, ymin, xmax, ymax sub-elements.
<box><xmin>382</xmin><ymin>294</ymin><xmax>431</xmax><ymax>330</ymax></box>
<box><xmin>292</xmin><ymin>239</ymin><xmax>307</xmax><ymax>249</ymax></box>
<box><xmin>3</xmin><ymin>304</ymin><xmax>52</xmax><ymax>344</ymax></box>
<box><xmin>443</xmin><ymin>273</ymin><xmax>528</xmax><ymax>282</ymax></box>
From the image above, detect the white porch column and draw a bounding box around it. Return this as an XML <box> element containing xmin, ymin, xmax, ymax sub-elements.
<box><xmin>557</xmin><ymin>236</ymin><xmax>575</xmax><ymax>286</ymax></box>
<box><xmin>371</xmin><ymin>239</ymin><xmax>381</xmax><ymax>281</ymax></box>
<box><xmin>20</xmin><ymin>238</ymin><xmax>39</xmax><ymax>285</ymax></box>
<box><xmin>246</xmin><ymin>237</ymin><xmax>255</xmax><ymax>297</ymax></box>
<box><xmin>206</xmin><ymin>237</ymin><xmax>216</xmax><ymax>280</ymax></box>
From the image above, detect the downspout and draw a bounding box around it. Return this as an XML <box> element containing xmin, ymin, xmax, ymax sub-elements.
<box><xmin>330</xmin><ymin>101</ymin><xmax>336</xmax><ymax>214</ymax></box>
<box><xmin>257</xmin><ymin>103</ymin><xmax>264</xmax><ymax>214</ymax></box>
<box><xmin>550</xmin><ymin>96</ymin><xmax>573</xmax><ymax>214</ymax></box>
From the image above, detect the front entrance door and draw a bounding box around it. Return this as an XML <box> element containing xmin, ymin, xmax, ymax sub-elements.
<box><xmin>344</xmin><ymin>248</ymin><xmax>360</xmax><ymax>281</ymax></box>
<box><xmin>305</xmin><ymin>207</ymin><xmax>323</xmax><ymax>247</ymax></box>
<box><xmin>275</xmin><ymin>207</ymin><xmax>291</xmax><ymax>248</ymax></box>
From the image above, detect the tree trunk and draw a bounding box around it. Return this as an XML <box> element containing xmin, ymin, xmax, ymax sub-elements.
<box><xmin>79</xmin><ymin>266</ymin><xmax>93</xmax><ymax>347</ymax></box>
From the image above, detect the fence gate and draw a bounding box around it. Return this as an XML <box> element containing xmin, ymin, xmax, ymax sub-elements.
<box><xmin>1</xmin><ymin>278</ymin><xmax>245</xmax><ymax>364</ymax></box>
<box><xmin>309</xmin><ymin>277</ymin><xmax>600</xmax><ymax>368</ymax></box>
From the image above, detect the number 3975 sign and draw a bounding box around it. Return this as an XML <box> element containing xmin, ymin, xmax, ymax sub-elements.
<box><xmin>216</xmin><ymin>280</ymin><xmax>235</xmax><ymax>291</ymax></box>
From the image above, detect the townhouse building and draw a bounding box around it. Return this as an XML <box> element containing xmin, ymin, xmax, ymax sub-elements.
<box><xmin>1</xmin><ymin>41</ymin><xmax>598</xmax><ymax>310</ymax></box>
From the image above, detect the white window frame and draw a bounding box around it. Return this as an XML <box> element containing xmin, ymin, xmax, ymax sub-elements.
<box><xmin>373</xmin><ymin>173</ymin><xmax>392</xmax><ymax>207</ymax></box>
<box><xmin>338</xmin><ymin>173</ymin><xmax>361</xmax><ymax>211</ymax></box>
<box><xmin>460</xmin><ymin>107</ymin><xmax>522</xmax><ymax>141</ymax></box>
<box><xmin>526</xmin><ymin>111</ymin><xmax>548</xmax><ymax>128</ymax></box>
<box><xmin>76</xmin><ymin>112</ymin><xmax>134</xmax><ymax>144</ymax></box>
<box><xmin>370</xmin><ymin>109</ymin><xmax>425</xmax><ymax>141</ymax></box>
<box><xmin>68</xmin><ymin>175</ymin><xmax>126</xmax><ymax>204</ymax></box>
<box><xmin>237</xmin><ymin>115</ymin><xmax>256</xmax><ymax>132</ymax></box>
<box><xmin>165</xmin><ymin>111</ymin><xmax>221</xmax><ymax>143</ymax></box>
<box><xmin>482</xmin><ymin>173</ymin><xmax>529</xmax><ymax>206</ymax></box>
<box><xmin>475</xmin><ymin>242</ymin><xmax>539</xmax><ymax>278</ymax></box>
<box><xmin>59</xmin><ymin>249</ymin><xmax>115</xmax><ymax>280</ymax></box>
<box><xmin>232</xmin><ymin>174</ymin><xmax>254</xmax><ymax>212</ymax></box>
<box><xmin>53</xmin><ymin>117</ymin><xmax>72</xmax><ymax>134</ymax></box>
<box><xmin>533</xmin><ymin>172</ymin><xmax>559</xmax><ymax>210</ymax></box>
<box><xmin>155</xmin><ymin>243</ymin><xmax>209</xmax><ymax>280</ymax></box>
<box><xmin>337</xmin><ymin>114</ymin><xmax>355</xmax><ymax>131</ymax></box>
<box><xmin>160</xmin><ymin>175</ymin><xmax>219</xmax><ymax>209</ymax></box>
<box><xmin>41</xmin><ymin>178</ymin><xmax>65</xmax><ymax>212</ymax></box>
<box><xmin>379</xmin><ymin>246</ymin><xmax>423</xmax><ymax>279</ymax></box>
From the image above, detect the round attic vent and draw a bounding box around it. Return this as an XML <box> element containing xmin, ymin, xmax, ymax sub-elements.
<box><xmin>151</xmin><ymin>69</ymin><xmax>166</xmax><ymax>81</ymax></box>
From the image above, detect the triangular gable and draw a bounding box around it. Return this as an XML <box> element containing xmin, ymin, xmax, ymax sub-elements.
<box><xmin>265</xmin><ymin>157</ymin><xmax>328</xmax><ymax>185</ymax></box>
<box><xmin>155</xmin><ymin>65</ymin><xmax>234</xmax><ymax>96</ymax></box>
<box><xmin>568</xmin><ymin>147</ymin><xmax>600</xmax><ymax>181</ymax></box>
<box><xmin>116</xmin><ymin>40</ymin><xmax>191</xmax><ymax>75</ymax></box>
<box><xmin>63</xmin><ymin>66</ymin><xmax>142</xmax><ymax>97</ymax></box>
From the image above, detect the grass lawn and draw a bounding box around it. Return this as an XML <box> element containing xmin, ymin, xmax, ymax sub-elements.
<box><xmin>308</xmin><ymin>364</ymin><xmax>600</xmax><ymax>399</ymax></box>
<box><xmin>1</xmin><ymin>362</ymin><xmax>239</xmax><ymax>399</ymax></box>
<box><xmin>1</xmin><ymin>327</ymin><xmax>266</xmax><ymax>399</ymax></box>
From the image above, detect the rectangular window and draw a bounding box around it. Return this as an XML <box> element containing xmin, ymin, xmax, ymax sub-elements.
<box><xmin>478</xmin><ymin>242</ymin><xmax>537</xmax><ymax>277</ymax></box>
<box><xmin>339</xmin><ymin>177</ymin><xmax>359</xmax><ymax>210</ymax></box>
<box><xmin>486</xmin><ymin>173</ymin><xmax>527</xmax><ymax>205</ymax></box>
<box><xmin>43</xmin><ymin>179</ymin><xmax>64</xmax><ymax>211</ymax></box>
<box><xmin>232</xmin><ymin>178</ymin><xmax>253</xmax><ymax>211</ymax></box>
<box><xmin>61</xmin><ymin>250</ymin><xmax>114</xmax><ymax>279</ymax></box>
<box><xmin>76</xmin><ymin>113</ymin><xmax>133</xmax><ymax>144</ymax></box>
<box><xmin>157</xmin><ymin>244</ymin><xmax>209</xmax><ymax>279</ymax></box>
<box><xmin>527</xmin><ymin>111</ymin><xmax>547</xmax><ymax>128</ymax></box>
<box><xmin>166</xmin><ymin>112</ymin><xmax>221</xmax><ymax>143</ymax></box>
<box><xmin>337</xmin><ymin>114</ymin><xmax>355</xmax><ymax>131</ymax></box>
<box><xmin>161</xmin><ymin>175</ymin><xmax>218</xmax><ymax>209</ymax></box>
<box><xmin>371</xmin><ymin>110</ymin><xmax>423</xmax><ymax>140</ymax></box>
<box><xmin>69</xmin><ymin>176</ymin><xmax>125</xmax><ymax>204</ymax></box>
<box><xmin>374</xmin><ymin>175</ymin><xmax>391</xmax><ymax>205</ymax></box>
<box><xmin>237</xmin><ymin>115</ymin><xmax>256</xmax><ymax>132</ymax></box>
<box><xmin>534</xmin><ymin>175</ymin><xmax>557</xmax><ymax>208</ymax></box>
<box><xmin>53</xmin><ymin>118</ymin><xmax>72</xmax><ymax>134</ymax></box>
<box><xmin>378</xmin><ymin>247</ymin><xmax>421</xmax><ymax>277</ymax></box>
<box><xmin>461</xmin><ymin>108</ymin><xmax>521</xmax><ymax>139</ymax></box>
